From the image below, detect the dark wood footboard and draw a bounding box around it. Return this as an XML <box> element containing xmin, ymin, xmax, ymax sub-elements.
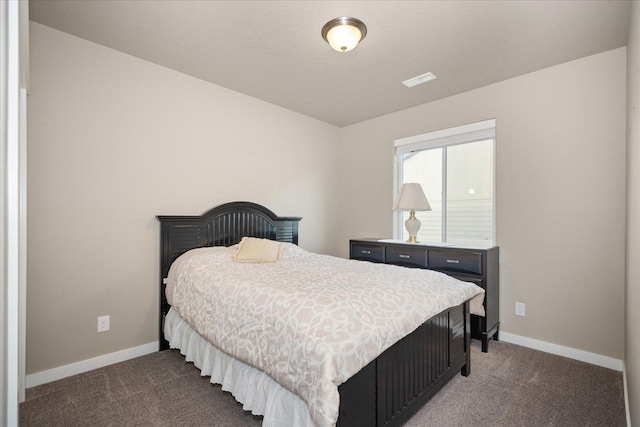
<box><xmin>337</xmin><ymin>301</ymin><xmax>470</xmax><ymax>427</ymax></box>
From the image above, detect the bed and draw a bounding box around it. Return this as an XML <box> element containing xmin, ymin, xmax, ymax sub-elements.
<box><xmin>157</xmin><ymin>201</ymin><xmax>480</xmax><ymax>427</ymax></box>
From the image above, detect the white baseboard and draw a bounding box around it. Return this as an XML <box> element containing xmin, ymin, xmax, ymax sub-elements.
<box><xmin>623</xmin><ymin>363</ymin><xmax>631</xmax><ymax>427</ymax></box>
<box><xmin>26</xmin><ymin>341</ymin><xmax>158</xmax><ymax>388</ymax></box>
<box><xmin>499</xmin><ymin>332</ymin><xmax>623</xmax><ymax>371</ymax></box>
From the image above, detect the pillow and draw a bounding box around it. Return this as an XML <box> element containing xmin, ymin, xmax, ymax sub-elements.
<box><xmin>233</xmin><ymin>237</ymin><xmax>283</xmax><ymax>263</ymax></box>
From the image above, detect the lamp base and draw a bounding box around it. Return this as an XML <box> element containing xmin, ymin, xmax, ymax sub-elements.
<box><xmin>404</xmin><ymin>210</ymin><xmax>421</xmax><ymax>244</ymax></box>
<box><xmin>406</xmin><ymin>235</ymin><xmax>418</xmax><ymax>243</ymax></box>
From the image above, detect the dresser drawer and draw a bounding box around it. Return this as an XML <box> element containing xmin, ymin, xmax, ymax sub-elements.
<box><xmin>428</xmin><ymin>249</ymin><xmax>483</xmax><ymax>275</ymax></box>
<box><xmin>386</xmin><ymin>245</ymin><xmax>428</xmax><ymax>268</ymax></box>
<box><xmin>350</xmin><ymin>242</ymin><xmax>385</xmax><ymax>263</ymax></box>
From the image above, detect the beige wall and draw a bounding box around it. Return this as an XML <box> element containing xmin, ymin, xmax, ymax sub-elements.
<box><xmin>339</xmin><ymin>48</ymin><xmax>627</xmax><ymax>359</ymax></box>
<box><xmin>626</xmin><ymin>2</ymin><xmax>639</xmax><ymax>424</ymax></box>
<box><xmin>26</xmin><ymin>23</ymin><xmax>341</xmax><ymax>374</ymax></box>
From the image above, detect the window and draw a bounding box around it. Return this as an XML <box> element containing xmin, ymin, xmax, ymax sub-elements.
<box><xmin>394</xmin><ymin>119</ymin><xmax>495</xmax><ymax>246</ymax></box>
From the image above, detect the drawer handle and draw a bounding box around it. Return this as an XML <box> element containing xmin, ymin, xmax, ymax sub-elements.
<box><xmin>399</xmin><ymin>254</ymin><xmax>411</xmax><ymax>259</ymax></box>
<box><xmin>446</xmin><ymin>259</ymin><xmax>460</xmax><ymax>264</ymax></box>
<box><xmin>361</xmin><ymin>250</ymin><xmax>371</xmax><ymax>254</ymax></box>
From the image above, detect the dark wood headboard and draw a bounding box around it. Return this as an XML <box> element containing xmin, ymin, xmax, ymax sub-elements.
<box><xmin>156</xmin><ymin>201</ymin><xmax>302</xmax><ymax>350</ymax></box>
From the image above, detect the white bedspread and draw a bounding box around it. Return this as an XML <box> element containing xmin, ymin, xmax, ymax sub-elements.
<box><xmin>166</xmin><ymin>243</ymin><xmax>484</xmax><ymax>427</ymax></box>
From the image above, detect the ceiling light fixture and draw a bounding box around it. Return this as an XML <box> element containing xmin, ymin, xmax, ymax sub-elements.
<box><xmin>321</xmin><ymin>17</ymin><xmax>367</xmax><ymax>52</ymax></box>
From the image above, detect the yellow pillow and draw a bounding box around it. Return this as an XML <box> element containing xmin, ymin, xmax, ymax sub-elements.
<box><xmin>233</xmin><ymin>237</ymin><xmax>283</xmax><ymax>263</ymax></box>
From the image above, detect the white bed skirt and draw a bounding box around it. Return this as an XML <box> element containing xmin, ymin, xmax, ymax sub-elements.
<box><xmin>164</xmin><ymin>308</ymin><xmax>315</xmax><ymax>427</ymax></box>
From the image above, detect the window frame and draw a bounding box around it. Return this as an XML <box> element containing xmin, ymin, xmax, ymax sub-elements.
<box><xmin>393</xmin><ymin>119</ymin><xmax>496</xmax><ymax>245</ymax></box>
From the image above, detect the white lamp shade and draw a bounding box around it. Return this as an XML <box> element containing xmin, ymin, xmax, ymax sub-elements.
<box><xmin>393</xmin><ymin>183</ymin><xmax>432</xmax><ymax>211</ymax></box>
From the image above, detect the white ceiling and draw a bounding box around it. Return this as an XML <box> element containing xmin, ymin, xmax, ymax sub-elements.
<box><xmin>29</xmin><ymin>0</ymin><xmax>631</xmax><ymax>127</ymax></box>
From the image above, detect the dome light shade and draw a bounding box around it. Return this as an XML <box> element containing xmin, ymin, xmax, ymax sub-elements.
<box><xmin>321</xmin><ymin>17</ymin><xmax>367</xmax><ymax>52</ymax></box>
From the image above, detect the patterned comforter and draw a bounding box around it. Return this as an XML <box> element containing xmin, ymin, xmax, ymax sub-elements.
<box><xmin>166</xmin><ymin>243</ymin><xmax>484</xmax><ymax>427</ymax></box>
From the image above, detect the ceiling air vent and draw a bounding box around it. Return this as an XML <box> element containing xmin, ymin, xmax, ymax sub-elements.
<box><xmin>402</xmin><ymin>72</ymin><xmax>437</xmax><ymax>88</ymax></box>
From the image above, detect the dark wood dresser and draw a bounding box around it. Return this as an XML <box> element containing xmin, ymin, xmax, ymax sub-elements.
<box><xmin>350</xmin><ymin>238</ymin><xmax>499</xmax><ymax>352</ymax></box>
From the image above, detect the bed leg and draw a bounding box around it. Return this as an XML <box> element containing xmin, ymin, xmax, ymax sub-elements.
<box><xmin>462</xmin><ymin>301</ymin><xmax>471</xmax><ymax>377</ymax></box>
<box><xmin>461</xmin><ymin>363</ymin><xmax>470</xmax><ymax>377</ymax></box>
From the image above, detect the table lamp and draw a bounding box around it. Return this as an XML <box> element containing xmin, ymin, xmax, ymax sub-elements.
<box><xmin>393</xmin><ymin>183</ymin><xmax>432</xmax><ymax>243</ymax></box>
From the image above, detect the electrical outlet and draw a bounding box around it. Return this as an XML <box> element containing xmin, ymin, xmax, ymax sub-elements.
<box><xmin>515</xmin><ymin>302</ymin><xmax>526</xmax><ymax>317</ymax></box>
<box><xmin>97</xmin><ymin>315</ymin><xmax>110</xmax><ymax>333</ymax></box>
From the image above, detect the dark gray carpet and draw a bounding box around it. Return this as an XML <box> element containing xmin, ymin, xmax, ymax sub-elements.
<box><xmin>20</xmin><ymin>341</ymin><xmax>626</xmax><ymax>426</ymax></box>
